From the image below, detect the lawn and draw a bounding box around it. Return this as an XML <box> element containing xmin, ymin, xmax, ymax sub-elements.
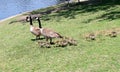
<box><xmin>0</xmin><ymin>1</ymin><xmax>120</xmax><ymax>72</ymax></box>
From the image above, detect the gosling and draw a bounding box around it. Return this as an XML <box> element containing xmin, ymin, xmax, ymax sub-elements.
<box><xmin>109</xmin><ymin>31</ymin><xmax>117</xmax><ymax>37</ymax></box>
<box><xmin>86</xmin><ymin>33</ymin><xmax>96</xmax><ymax>40</ymax></box>
<box><xmin>56</xmin><ymin>39</ymin><xmax>68</xmax><ymax>47</ymax></box>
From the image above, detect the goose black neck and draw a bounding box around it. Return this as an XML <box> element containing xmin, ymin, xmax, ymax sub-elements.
<box><xmin>38</xmin><ymin>18</ymin><xmax>42</xmax><ymax>28</ymax></box>
<box><xmin>30</xmin><ymin>16</ymin><xmax>33</xmax><ymax>25</ymax></box>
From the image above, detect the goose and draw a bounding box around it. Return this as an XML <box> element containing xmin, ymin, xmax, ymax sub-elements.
<box><xmin>26</xmin><ymin>15</ymin><xmax>41</xmax><ymax>40</ymax></box>
<box><xmin>36</xmin><ymin>17</ymin><xmax>63</xmax><ymax>44</ymax></box>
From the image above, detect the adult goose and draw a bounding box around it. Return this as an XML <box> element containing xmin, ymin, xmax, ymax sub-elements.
<box><xmin>36</xmin><ymin>17</ymin><xmax>63</xmax><ymax>44</ymax></box>
<box><xmin>26</xmin><ymin>15</ymin><xmax>41</xmax><ymax>40</ymax></box>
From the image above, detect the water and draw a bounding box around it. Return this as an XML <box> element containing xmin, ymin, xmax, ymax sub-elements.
<box><xmin>0</xmin><ymin>0</ymin><xmax>63</xmax><ymax>20</ymax></box>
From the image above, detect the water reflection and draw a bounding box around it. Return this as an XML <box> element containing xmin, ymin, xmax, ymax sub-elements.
<box><xmin>0</xmin><ymin>0</ymin><xmax>63</xmax><ymax>20</ymax></box>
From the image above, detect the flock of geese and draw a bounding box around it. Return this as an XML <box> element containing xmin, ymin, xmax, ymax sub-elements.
<box><xmin>26</xmin><ymin>15</ymin><xmax>117</xmax><ymax>48</ymax></box>
<box><xmin>26</xmin><ymin>15</ymin><xmax>77</xmax><ymax>48</ymax></box>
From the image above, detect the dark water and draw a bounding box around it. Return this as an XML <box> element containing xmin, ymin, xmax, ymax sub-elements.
<box><xmin>0</xmin><ymin>0</ymin><xmax>63</xmax><ymax>20</ymax></box>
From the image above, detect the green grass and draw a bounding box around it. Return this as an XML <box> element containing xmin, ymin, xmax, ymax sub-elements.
<box><xmin>0</xmin><ymin>2</ymin><xmax>120</xmax><ymax>72</ymax></box>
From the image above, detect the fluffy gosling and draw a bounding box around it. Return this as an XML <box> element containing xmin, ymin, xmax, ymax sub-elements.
<box><xmin>109</xmin><ymin>31</ymin><xmax>117</xmax><ymax>37</ymax></box>
<box><xmin>64</xmin><ymin>37</ymin><xmax>77</xmax><ymax>46</ymax></box>
<box><xmin>38</xmin><ymin>41</ymin><xmax>51</xmax><ymax>48</ymax></box>
<box><xmin>86</xmin><ymin>33</ymin><xmax>96</xmax><ymax>40</ymax></box>
<box><xmin>55</xmin><ymin>39</ymin><xmax>68</xmax><ymax>47</ymax></box>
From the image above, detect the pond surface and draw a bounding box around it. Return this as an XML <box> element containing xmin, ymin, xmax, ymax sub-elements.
<box><xmin>0</xmin><ymin>0</ymin><xmax>63</xmax><ymax>20</ymax></box>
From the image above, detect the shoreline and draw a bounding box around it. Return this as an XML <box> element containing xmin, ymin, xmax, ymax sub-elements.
<box><xmin>0</xmin><ymin>3</ymin><xmax>63</xmax><ymax>23</ymax></box>
<box><xmin>0</xmin><ymin>2</ymin><xmax>65</xmax><ymax>23</ymax></box>
<box><xmin>0</xmin><ymin>0</ymin><xmax>78</xmax><ymax>23</ymax></box>
<box><xmin>0</xmin><ymin>14</ymin><xmax>22</xmax><ymax>23</ymax></box>
<box><xmin>0</xmin><ymin>12</ymin><xmax>29</xmax><ymax>23</ymax></box>
<box><xmin>0</xmin><ymin>0</ymin><xmax>91</xmax><ymax>23</ymax></box>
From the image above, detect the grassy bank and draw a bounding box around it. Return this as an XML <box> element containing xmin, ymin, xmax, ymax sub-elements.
<box><xmin>0</xmin><ymin>2</ymin><xmax>120</xmax><ymax>72</ymax></box>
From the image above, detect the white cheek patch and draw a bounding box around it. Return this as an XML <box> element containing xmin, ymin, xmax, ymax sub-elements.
<box><xmin>27</xmin><ymin>18</ymin><xmax>30</xmax><ymax>22</ymax></box>
<box><xmin>40</xmin><ymin>28</ymin><xmax>43</xmax><ymax>33</ymax></box>
<box><xmin>30</xmin><ymin>26</ymin><xmax>34</xmax><ymax>32</ymax></box>
<box><xmin>36</xmin><ymin>17</ymin><xmax>39</xmax><ymax>20</ymax></box>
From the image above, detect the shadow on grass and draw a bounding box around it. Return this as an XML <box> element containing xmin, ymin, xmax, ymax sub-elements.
<box><xmin>31</xmin><ymin>37</ymin><xmax>45</xmax><ymax>41</ymax></box>
<box><xmin>98</xmin><ymin>11</ymin><xmax>120</xmax><ymax>21</ymax></box>
<box><xmin>29</xmin><ymin>0</ymin><xmax>120</xmax><ymax>22</ymax></box>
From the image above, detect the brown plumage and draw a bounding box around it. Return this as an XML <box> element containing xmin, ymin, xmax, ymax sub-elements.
<box><xmin>86</xmin><ymin>33</ymin><xmax>96</xmax><ymax>40</ymax></box>
<box><xmin>55</xmin><ymin>39</ymin><xmax>68</xmax><ymax>47</ymax></box>
<box><xmin>27</xmin><ymin>15</ymin><xmax>41</xmax><ymax>40</ymax></box>
<box><xmin>55</xmin><ymin>36</ymin><xmax>77</xmax><ymax>47</ymax></box>
<box><xmin>41</xmin><ymin>28</ymin><xmax>63</xmax><ymax>38</ymax></box>
<box><xmin>36</xmin><ymin>17</ymin><xmax>63</xmax><ymax>44</ymax></box>
<box><xmin>38</xmin><ymin>41</ymin><xmax>51</xmax><ymax>48</ymax></box>
<box><xmin>64</xmin><ymin>37</ymin><xmax>77</xmax><ymax>46</ymax></box>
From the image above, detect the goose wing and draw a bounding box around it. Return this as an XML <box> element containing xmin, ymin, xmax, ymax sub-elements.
<box><xmin>42</xmin><ymin>28</ymin><xmax>62</xmax><ymax>38</ymax></box>
<box><xmin>31</xmin><ymin>27</ymin><xmax>41</xmax><ymax>36</ymax></box>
